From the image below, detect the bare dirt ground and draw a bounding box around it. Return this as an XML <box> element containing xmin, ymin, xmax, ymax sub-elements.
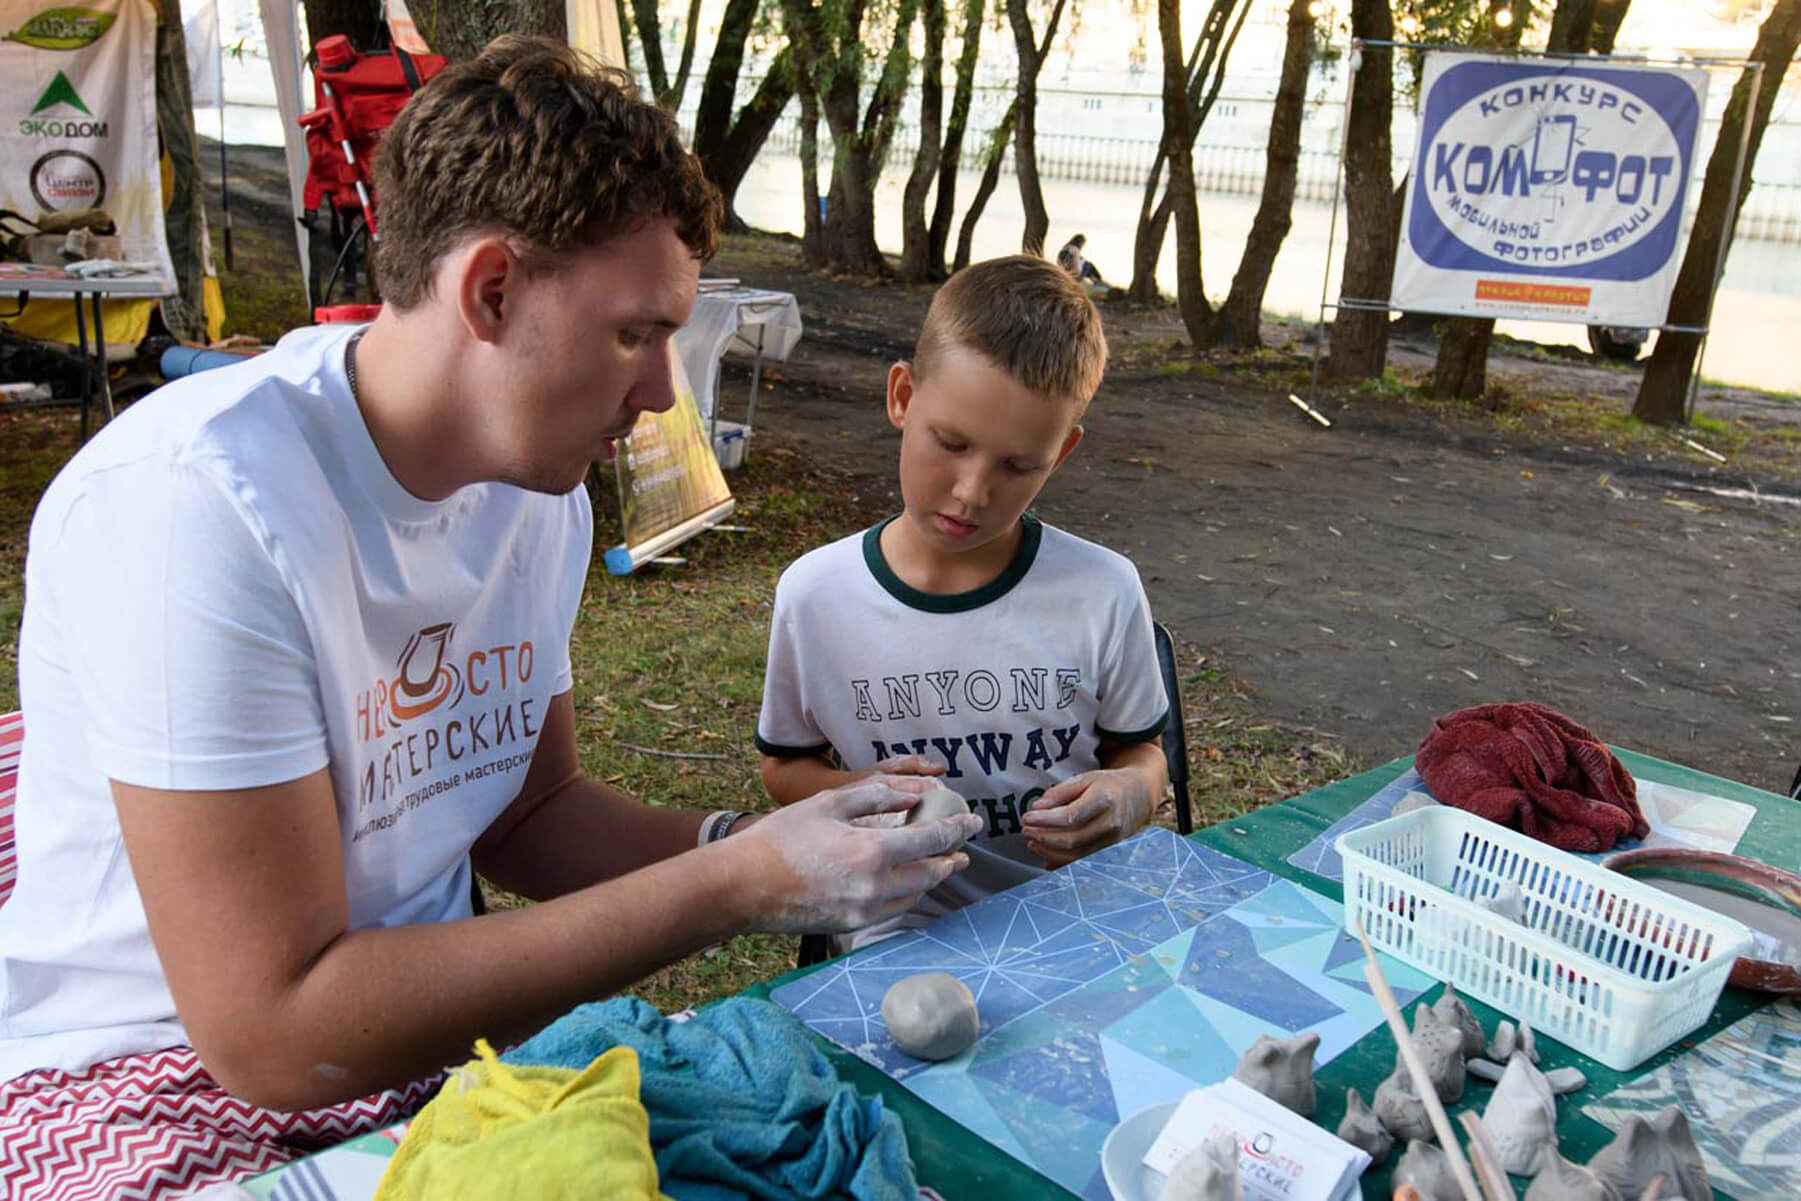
<box><xmin>708</xmin><ymin>234</ymin><xmax>1801</xmax><ymax>796</ymax></box>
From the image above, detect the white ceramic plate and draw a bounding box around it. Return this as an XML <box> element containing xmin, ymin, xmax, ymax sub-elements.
<box><xmin>1099</xmin><ymin>1099</ymin><xmax>1180</xmax><ymax>1201</ymax></box>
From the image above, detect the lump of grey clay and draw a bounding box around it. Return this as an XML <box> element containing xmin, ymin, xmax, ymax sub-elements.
<box><xmin>1489</xmin><ymin>1019</ymin><xmax>1518</xmax><ymax>1063</ymax></box>
<box><xmin>1544</xmin><ymin>1066</ymin><xmax>1587</xmax><ymax>1096</ymax></box>
<box><xmin>905</xmin><ymin>784</ymin><xmax>970</xmax><ymax>828</ymax></box>
<box><xmin>1395</xmin><ymin>1139</ymin><xmax>1460</xmax><ymax>1201</ymax></box>
<box><xmin>1163</xmin><ymin>1131</ymin><xmax>1243</xmax><ymax>1201</ymax></box>
<box><xmin>1336</xmin><ymin>1087</ymin><xmax>1392</xmax><ymax>1166</ymax></box>
<box><xmin>881</xmin><ymin>972</ymin><xmax>979</xmax><ymax>1061</ymax></box>
<box><xmin>1410</xmin><ymin>1002</ymin><xmax>1467</xmax><ymax>1103</ymax></box>
<box><xmin>1587</xmin><ymin>1106</ymin><xmax>1711</xmax><ymax>1201</ymax></box>
<box><xmin>1526</xmin><ymin>1150</ymin><xmax>1623</xmax><ymax>1201</ymax></box>
<box><xmin>1393</xmin><ymin>790</ymin><xmax>1438</xmax><ymax>816</ymax></box>
<box><xmin>1480</xmin><ymin>1054</ymin><xmax>1559</xmax><ymax>1176</ymax></box>
<box><xmin>1232</xmin><ymin>1031</ymin><xmax>1320</xmax><ymax>1117</ymax></box>
<box><xmin>1374</xmin><ymin>1060</ymin><xmax>1434</xmax><ymax>1145</ymax></box>
<box><xmin>1433</xmin><ymin>984</ymin><xmax>1486</xmax><ymax>1059</ymax></box>
<box><xmin>1466</xmin><ymin>1057</ymin><xmax>1506</xmax><ymax>1083</ymax></box>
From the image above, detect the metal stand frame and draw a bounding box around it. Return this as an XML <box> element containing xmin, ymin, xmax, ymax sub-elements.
<box><xmin>1308</xmin><ymin>40</ymin><xmax>1762</xmax><ymax>419</ymax></box>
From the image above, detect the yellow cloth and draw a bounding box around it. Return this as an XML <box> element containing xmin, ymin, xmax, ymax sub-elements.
<box><xmin>375</xmin><ymin>1039</ymin><xmax>668</xmax><ymax>1201</ymax></box>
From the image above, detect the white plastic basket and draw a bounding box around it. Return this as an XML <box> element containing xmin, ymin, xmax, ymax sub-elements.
<box><xmin>711</xmin><ymin>420</ymin><xmax>747</xmax><ymax>469</ymax></box>
<box><xmin>1337</xmin><ymin>806</ymin><xmax>1751</xmax><ymax>1071</ymax></box>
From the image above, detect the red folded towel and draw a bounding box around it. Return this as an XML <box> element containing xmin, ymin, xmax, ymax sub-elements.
<box><xmin>1415</xmin><ymin>702</ymin><xmax>1648</xmax><ymax>852</ymax></box>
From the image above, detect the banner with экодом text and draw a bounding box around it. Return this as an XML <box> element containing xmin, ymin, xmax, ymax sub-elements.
<box><xmin>0</xmin><ymin>0</ymin><xmax>171</xmax><ymax>283</ymax></box>
<box><xmin>1391</xmin><ymin>52</ymin><xmax>1708</xmax><ymax>328</ymax></box>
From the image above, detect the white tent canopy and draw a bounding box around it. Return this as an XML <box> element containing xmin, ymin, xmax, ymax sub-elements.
<box><xmin>245</xmin><ymin>0</ymin><xmax>624</xmax><ymax>294</ymax></box>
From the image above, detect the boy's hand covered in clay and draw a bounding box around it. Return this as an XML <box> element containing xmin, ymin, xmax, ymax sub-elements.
<box><xmin>735</xmin><ymin>775</ymin><xmax>984</xmax><ymax>933</ymax></box>
<box><xmin>1022</xmin><ymin>768</ymin><xmax>1156</xmax><ymax>868</ymax></box>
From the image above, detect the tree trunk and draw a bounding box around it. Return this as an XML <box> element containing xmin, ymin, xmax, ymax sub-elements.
<box><xmin>954</xmin><ymin>105</ymin><xmax>1015</xmax><ymax>272</ymax></box>
<box><xmin>1127</xmin><ymin>149</ymin><xmax>1167</xmax><ymax>302</ymax></box>
<box><xmin>784</xmin><ymin>0</ymin><xmax>916</xmax><ymax>276</ymax></box>
<box><xmin>702</xmin><ymin>50</ymin><xmax>795</xmax><ymax>227</ymax></box>
<box><xmin>1126</xmin><ymin>0</ymin><xmax>1247</xmax><ymax>304</ymax></box>
<box><xmin>799</xmin><ymin>77</ymin><xmax>825</xmax><ymax>268</ymax></box>
<box><xmin>928</xmin><ymin>0</ymin><xmax>984</xmax><ymax>278</ymax></box>
<box><xmin>669</xmin><ymin>0</ymin><xmax>704</xmax><ymax>108</ymax></box>
<box><xmin>693</xmin><ymin>0</ymin><xmax>758</xmax><ymax>164</ymax></box>
<box><xmin>1424</xmin><ymin>0</ymin><xmax>1532</xmax><ymax>399</ymax></box>
<box><xmin>302</xmin><ymin>0</ymin><xmax>382</xmax><ymax>51</ymax></box>
<box><xmin>613</xmin><ymin>0</ymin><xmax>635</xmax><ymax>72</ymax></box>
<box><xmin>1591</xmin><ymin>0</ymin><xmax>1631</xmax><ymax>52</ymax></box>
<box><xmin>1218</xmin><ymin>0</ymin><xmax>1311</xmax><ymax>346</ymax></box>
<box><xmin>1326</xmin><ymin>0</ymin><xmax>1395</xmax><ymax>378</ymax></box>
<box><xmin>1158</xmin><ymin>0</ymin><xmax>1209</xmax><ymax>347</ymax></box>
<box><xmin>154</xmin><ymin>0</ymin><xmax>207</xmax><ymax>341</ymax></box>
<box><xmin>416</xmin><ymin>0</ymin><xmax>565</xmax><ymax>58</ymax></box>
<box><xmin>899</xmin><ymin>0</ymin><xmax>947</xmax><ymax>282</ymax></box>
<box><xmin>1005</xmin><ymin>0</ymin><xmax>1067</xmax><ymax>256</ymax></box>
<box><xmin>1634</xmin><ymin>0</ymin><xmax>1801</xmax><ymax>424</ymax></box>
<box><xmin>630</xmin><ymin>0</ymin><xmax>669</xmax><ymax>101</ymax></box>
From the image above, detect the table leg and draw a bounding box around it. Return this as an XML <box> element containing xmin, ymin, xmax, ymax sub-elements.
<box><xmin>90</xmin><ymin>291</ymin><xmax>115</xmax><ymax>425</ymax></box>
<box><xmin>743</xmin><ymin>325</ymin><xmax>766</xmax><ymax>458</ymax></box>
<box><xmin>72</xmin><ymin>288</ymin><xmax>92</xmax><ymax>441</ymax></box>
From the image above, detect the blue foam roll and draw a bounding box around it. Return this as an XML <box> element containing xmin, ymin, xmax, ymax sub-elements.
<box><xmin>160</xmin><ymin>346</ymin><xmax>254</xmax><ymax>378</ymax></box>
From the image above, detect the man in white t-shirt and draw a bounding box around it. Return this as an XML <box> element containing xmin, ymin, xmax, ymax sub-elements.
<box><xmin>756</xmin><ymin>256</ymin><xmax>1168</xmax><ymax>949</ymax></box>
<box><xmin>0</xmin><ymin>35</ymin><xmax>978</xmax><ymax>1188</ymax></box>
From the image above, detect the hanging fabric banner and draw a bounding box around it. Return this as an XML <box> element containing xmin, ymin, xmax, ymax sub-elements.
<box><xmin>0</xmin><ymin>0</ymin><xmax>171</xmax><ymax>284</ymax></box>
<box><xmin>1391</xmin><ymin>52</ymin><xmax>1709</xmax><ymax>327</ymax></box>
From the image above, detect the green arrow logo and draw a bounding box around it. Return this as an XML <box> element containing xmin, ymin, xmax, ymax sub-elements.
<box><xmin>31</xmin><ymin>72</ymin><xmax>89</xmax><ymax>116</ymax></box>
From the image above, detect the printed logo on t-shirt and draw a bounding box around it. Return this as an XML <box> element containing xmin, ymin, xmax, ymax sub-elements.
<box><xmin>855</xmin><ymin>665</ymin><xmax>1087</xmax><ymax>839</ymax></box>
<box><xmin>351</xmin><ymin>622</ymin><xmax>543</xmax><ymax>841</ymax></box>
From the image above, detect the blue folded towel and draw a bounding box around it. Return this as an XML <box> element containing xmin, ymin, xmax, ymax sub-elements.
<box><xmin>503</xmin><ymin>996</ymin><xmax>917</xmax><ymax>1201</ymax></box>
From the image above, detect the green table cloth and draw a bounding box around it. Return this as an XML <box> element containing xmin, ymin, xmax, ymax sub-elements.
<box><xmin>751</xmin><ymin>750</ymin><xmax>1799</xmax><ymax>1200</ymax></box>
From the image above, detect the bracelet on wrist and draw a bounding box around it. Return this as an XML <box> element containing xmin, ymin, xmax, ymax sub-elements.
<box><xmin>700</xmin><ymin>809</ymin><xmax>749</xmax><ymax>846</ymax></box>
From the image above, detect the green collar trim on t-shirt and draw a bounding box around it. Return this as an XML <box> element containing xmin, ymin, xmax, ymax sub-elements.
<box><xmin>862</xmin><ymin>514</ymin><xmax>1043</xmax><ymax>614</ymax></box>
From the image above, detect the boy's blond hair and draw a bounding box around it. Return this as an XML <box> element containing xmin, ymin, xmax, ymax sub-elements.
<box><xmin>914</xmin><ymin>255</ymin><xmax>1108</xmax><ymax>418</ymax></box>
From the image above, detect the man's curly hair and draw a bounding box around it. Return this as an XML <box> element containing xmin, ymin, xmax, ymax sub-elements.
<box><xmin>372</xmin><ymin>35</ymin><xmax>722</xmax><ymax>309</ymax></box>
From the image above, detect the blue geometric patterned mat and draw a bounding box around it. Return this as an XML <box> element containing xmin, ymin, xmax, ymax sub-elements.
<box><xmin>770</xmin><ymin>828</ymin><xmax>1433</xmax><ymax>1199</ymax></box>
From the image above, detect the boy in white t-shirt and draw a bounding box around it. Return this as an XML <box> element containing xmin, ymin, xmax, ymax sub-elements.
<box><xmin>0</xmin><ymin>36</ymin><xmax>979</xmax><ymax>1194</ymax></box>
<box><xmin>756</xmin><ymin>255</ymin><xmax>1169</xmax><ymax>946</ymax></box>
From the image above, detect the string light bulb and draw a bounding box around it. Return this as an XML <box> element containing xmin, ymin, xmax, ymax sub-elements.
<box><xmin>1308</xmin><ymin>0</ymin><xmax>1328</xmax><ymax>18</ymax></box>
<box><xmin>1493</xmin><ymin>7</ymin><xmax>1514</xmax><ymax>27</ymax></box>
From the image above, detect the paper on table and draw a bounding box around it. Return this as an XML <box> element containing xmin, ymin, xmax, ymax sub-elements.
<box><xmin>1141</xmin><ymin>1079</ymin><xmax>1367</xmax><ymax>1201</ymax></box>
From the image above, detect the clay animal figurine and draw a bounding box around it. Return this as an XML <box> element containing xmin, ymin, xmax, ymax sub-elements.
<box><xmin>1465</xmin><ymin>1058</ymin><xmax>1506</xmax><ymax>1084</ymax></box>
<box><xmin>1410</xmin><ymin>1003</ymin><xmax>1467</xmax><ymax>1103</ymax></box>
<box><xmin>1544</xmin><ymin>1067</ymin><xmax>1587</xmax><ymax>1096</ymax></box>
<box><xmin>1394</xmin><ymin>1139</ymin><xmax>1461</xmax><ymax>1201</ymax></box>
<box><xmin>1480</xmin><ymin>1054</ymin><xmax>1559</xmax><ymax>1176</ymax></box>
<box><xmin>881</xmin><ymin>973</ymin><xmax>979</xmax><ymax>1061</ymax></box>
<box><xmin>1336</xmin><ymin>1087</ymin><xmax>1393</xmax><ymax>1166</ymax></box>
<box><xmin>1394</xmin><ymin>791</ymin><xmax>1438</xmax><ymax>816</ymax></box>
<box><xmin>1232</xmin><ymin>1031</ymin><xmax>1320</xmax><ymax>1117</ymax></box>
<box><xmin>1373</xmin><ymin>1059</ymin><xmax>1435</xmax><ymax>1145</ymax></box>
<box><xmin>1163</xmin><ymin>1131</ymin><xmax>1244</xmax><ymax>1201</ymax></box>
<box><xmin>1525</xmin><ymin>1150</ymin><xmax>1623</xmax><ymax>1201</ymax></box>
<box><xmin>1432</xmin><ymin>984</ymin><xmax>1486</xmax><ymax>1059</ymax></box>
<box><xmin>1586</xmin><ymin>1106</ymin><xmax>1711</xmax><ymax>1201</ymax></box>
<box><xmin>1517</xmin><ymin>1020</ymin><xmax>1540</xmax><ymax>1064</ymax></box>
<box><xmin>905</xmin><ymin>784</ymin><xmax>970</xmax><ymax>828</ymax></box>
<box><xmin>1477</xmin><ymin>881</ymin><xmax>1528</xmax><ymax>924</ymax></box>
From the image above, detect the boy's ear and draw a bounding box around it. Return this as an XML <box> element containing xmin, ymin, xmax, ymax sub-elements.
<box><xmin>885</xmin><ymin>361</ymin><xmax>915</xmax><ymax>430</ymax></box>
<box><xmin>1051</xmin><ymin>423</ymin><xmax>1084</xmax><ymax>470</ymax></box>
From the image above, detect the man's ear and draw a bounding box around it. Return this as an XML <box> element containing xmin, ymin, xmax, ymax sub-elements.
<box><xmin>885</xmin><ymin>361</ymin><xmax>916</xmax><ymax>430</ymax></box>
<box><xmin>1051</xmin><ymin>423</ymin><xmax>1084</xmax><ymax>470</ymax></box>
<box><xmin>453</xmin><ymin>236</ymin><xmax>517</xmax><ymax>345</ymax></box>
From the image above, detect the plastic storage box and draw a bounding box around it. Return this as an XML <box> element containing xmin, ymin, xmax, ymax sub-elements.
<box><xmin>711</xmin><ymin>420</ymin><xmax>747</xmax><ymax>469</ymax></box>
<box><xmin>1337</xmin><ymin>805</ymin><xmax>1751</xmax><ymax>1070</ymax></box>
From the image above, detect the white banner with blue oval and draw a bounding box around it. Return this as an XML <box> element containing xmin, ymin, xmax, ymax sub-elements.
<box><xmin>1391</xmin><ymin>51</ymin><xmax>1709</xmax><ymax>327</ymax></box>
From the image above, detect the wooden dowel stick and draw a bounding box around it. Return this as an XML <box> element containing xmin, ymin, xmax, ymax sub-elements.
<box><xmin>1351</xmin><ymin>924</ymin><xmax>1483</xmax><ymax>1201</ymax></box>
